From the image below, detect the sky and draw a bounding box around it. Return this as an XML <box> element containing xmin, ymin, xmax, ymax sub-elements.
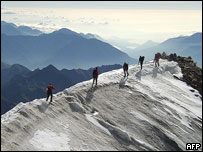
<box><xmin>1</xmin><ymin>1</ymin><xmax>202</xmax><ymax>44</ymax></box>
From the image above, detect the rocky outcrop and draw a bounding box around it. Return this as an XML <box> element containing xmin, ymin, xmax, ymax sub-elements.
<box><xmin>161</xmin><ymin>52</ymin><xmax>202</xmax><ymax>96</ymax></box>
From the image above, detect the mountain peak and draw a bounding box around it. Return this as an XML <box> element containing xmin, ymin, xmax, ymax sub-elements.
<box><xmin>43</xmin><ymin>64</ymin><xmax>58</xmax><ymax>71</ymax></box>
<box><xmin>190</xmin><ymin>32</ymin><xmax>202</xmax><ymax>38</ymax></box>
<box><xmin>1</xmin><ymin>21</ymin><xmax>42</xmax><ymax>36</ymax></box>
<box><xmin>1</xmin><ymin>21</ymin><xmax>17</xmax><ymax>28</ymax></box>
<box><xmin>136</xmin><ymin>40</ymin><xmax>159</xmax><ymax>50</ymax></box>
<box><xmin>40</xmin><ymin>64</ymin><xmax>59</xmax><ymax>74</ymax></box>
<box><xmin>143</xmin><ymin>40</ymin><xmax>158</xmax><ymax>45</ymax></box>
<box><xmin>52</xmin><ymin>28</ymin><xmax>78</xmax><ymax>35</ymax></box>
<box><xmin>10</xmin><ymin>64</ymin><xmax>30</xmax><ymax>72</ymax></box>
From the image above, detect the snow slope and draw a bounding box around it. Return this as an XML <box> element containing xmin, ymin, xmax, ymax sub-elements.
<box><xmin>1</xmin><ymin>59</ymin><xmax>202</xmax><ymax>151</ymax></box>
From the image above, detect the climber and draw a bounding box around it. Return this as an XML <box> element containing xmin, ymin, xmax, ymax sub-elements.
<box><xmin>46</xmin><ymin>83</ymin><xmax>56</xmax><ymax>103</ymax></box>
<box><xmin>92</xmin><ymin>67</ymin><xmax>99</xmax><ymax>87</ymax></box>
<box><xmin>138</xmin><ymin>56</ymin><xmax>145</xmax><ymax>70</ymax></box>
<box><xmin>123</xmin><ymin>62</ymin><xmax>129</xmax><ymax>77</ymax></box>
<box><xmin>154</xmin><ymin>53</ymin><xmax>160</xmax><ymax>67</ymax></box>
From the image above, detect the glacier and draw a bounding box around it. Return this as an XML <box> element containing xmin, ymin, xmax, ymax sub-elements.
<box><xmin>1</xmin><ymin>59</ymin><xmax>202</xmax><ymax>151</ymax></box>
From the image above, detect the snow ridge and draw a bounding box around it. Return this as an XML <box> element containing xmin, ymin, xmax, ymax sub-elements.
<box><xmin>1</xmin><ymin>59</ymin><xmax>202</xmax><ymax>151</ymax></box>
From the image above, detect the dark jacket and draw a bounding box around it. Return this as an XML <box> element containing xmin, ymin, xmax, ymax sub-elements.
<box><xmin>139</xmin><ymin>56</ymin><xmax>145</xmax><ymax>63</ymax></box>
<box><xmin>154</xmin><ymin>54</ymin><xmax>160</xmax><ymax>62</ymax></box>
<box><xmin>93</xmin><ymin>69</ymin><xmax>99</xmax><ymax>78</ymax></box>
<box><xmin>123</xmin><ymin>63</ymin><xmax>128</xmax><ymax>70</ymax></box>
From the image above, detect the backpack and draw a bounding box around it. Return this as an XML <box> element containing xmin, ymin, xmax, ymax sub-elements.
<box><xmin>142</xmin><ymin>56</ymin><xmax>145</xmax><ymax>62</ymax></box>
<box><xmin>93</xmin><ymin>69</ymin><xmax>97</xmax><ymax>77</ymax></box>
<box><xmin>124</xmin><ymin>63</ymin><xmax>128</xmax><ymax>70</ymax></box>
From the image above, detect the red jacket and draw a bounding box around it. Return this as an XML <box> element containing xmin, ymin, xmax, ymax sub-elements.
<box><xmin>48</xmin><ymin>85</ymin><xmax>56</xmax><ymax>90</ymax></box>
<box><xmin>47</xmin><ymin>84</ymin><xmax>56</xmax><ymax>94</ymax></box>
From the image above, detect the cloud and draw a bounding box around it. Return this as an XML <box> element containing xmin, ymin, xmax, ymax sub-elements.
<box><xmin>38</xmin><ymin>22</ymin><xmax>49</xmax><ymax>26</ymax></box>
<box><xmin>76</xmin><ymin>18</ymin><xmax>109</xmax><ymax>26</ymax></box>
<box><xmin>38</xmin><ymin>22</ymin><xmax>43</xmax><ymax>25</ymax></box>
<box><xmin>2</xmin><ymin>11</ymin><xmax>16</xmax><ymax>14</ymax></box>
<box><xmin>99</xmin><ymin>21</ymin><xmax>109</xmax><ymax>25</ymax></box>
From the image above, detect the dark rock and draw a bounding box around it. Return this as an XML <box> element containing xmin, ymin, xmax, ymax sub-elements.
<box><xmin>161</xmin><ymin>53</ymin><xmax>202</xmax><ymax>96</ymax></box>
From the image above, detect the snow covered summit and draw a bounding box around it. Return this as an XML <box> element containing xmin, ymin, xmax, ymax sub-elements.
<box><xmin>1</xmin><ymin>59</ymin><xmax>202</xmax><ymax>151</ymax></box>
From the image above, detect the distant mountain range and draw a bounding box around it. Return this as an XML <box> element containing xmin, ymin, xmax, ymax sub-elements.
<box><xmin>1</xmin><ymin>63</ymin><xmax>122</xmax><ymax>114</ymax></box>
<box><xmin>79</xmin><ymin>32</ymin><xmax>202</xmax><ymax>68</ymax></box>
<box><xmin>1</xmin><ymin>63</ymin><xmax>30</xmax><ymax>86</ymax></box>
<box><xmin>1</xmin><ymin>21</ymin><xmax>43</xmax><ymax>36</ymax></box>
<box><xmin>85</xmin><ymin>31</ymin><xmax>202</xmax><ymax>67</ymax></box>
<box><xmin>2</xmin><ymin>21</ymin><xmax>201</xmax><ymax>67</ymax></box>
<box><xmin>87</xmin><ymin>35</ymin><xmax>141</xmax><ymax>55</ymax></box>
<box><xmin>1</xmin><ymin>21</ymin><xmax>137</xmax><ymax>70</ymax></box>
<box><xmin>126</xmin><ymin>40</ymin><xmax>159</xmax><ymax>58</ymax></box>
<box><xmin>135</xmin><ymin>40</ymin><xmax>159</xmax><ymax>50</ymax></box>
<box><xmin>129</xmin><ymin>33</ymin><xmax>202</xmax><ymax>67</ymax></box>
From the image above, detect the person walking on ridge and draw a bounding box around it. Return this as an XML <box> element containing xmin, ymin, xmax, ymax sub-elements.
<box><xmin>92</xmin><ymin>67</ymin><xmax>99</xmax><ymax>87</ymax></box>
<box><xmin>138</xmin><ymin>56</ymin><xmax>145</xmax><ymax>70</ymax></box>
<box><xmin>46</xmin><ymin>83</ymin><xmax>56</xmax><ymax>103</ymax></box>
<box><xmin>123</xmin><ymin>62</ymin><xmax>129</xmax><ymax>77</ymax></box>
<box><xmin>154</xmin><ymin>53</ymin><xmax>160</xmax><ymax>67</ymax></box>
